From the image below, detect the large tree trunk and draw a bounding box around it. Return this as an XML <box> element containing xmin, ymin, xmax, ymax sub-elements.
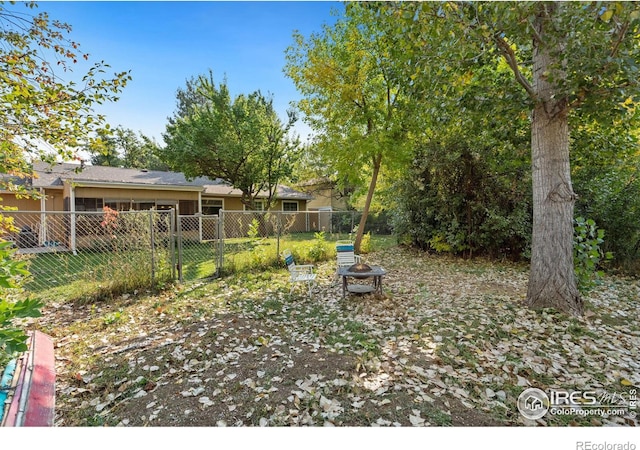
<box><xmin>354</xmin><ymin>152</ymin><xmax>382</xmax><ymax>253</ymax></box>
<box><xmin>526</xmin><ymin>4</ymin><xmax>583</xmax><ymax>316</ymax></box>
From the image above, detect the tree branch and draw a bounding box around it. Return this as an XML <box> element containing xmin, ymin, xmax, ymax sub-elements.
<box><xmin>610</xmin><ymin>20</ymin><xmax>629</xmax><ymax>59</ymax></box>
<box><xmin>493</xmin><ymin>34</ymin><xmax>537</xmax><ymax>101</ymax></box>
<box><xmin>527</xmin><ymin>19</ymin><xmax>543</xmax><ymax>45</ymax></box>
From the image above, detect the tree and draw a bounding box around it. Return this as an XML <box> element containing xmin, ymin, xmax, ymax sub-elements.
<box><xmin>87</xmin><ymin>126</ymin><xmax>167</xmax><ymax>170</ymax></box>
<box><xmin>370</xmin><ymin>1</ymin><xmax>640</xmax><ymax>317</ymax></box>
<box><xmin>390</xmin><ymin>60</ymin><xmax>533</xmax><ymax>259</ymax></box>
<box><xmin>160</xmin><ymin>72</ymin><xmax>299</xmax><ymax>210</ymax></box>
<box><xmin>285</xmin><ymin>3</ymin><xmax>412</xmax><ymax>252</ymax></box>
<box><xmin>0</xmin><ymin>2</ymin><xmax>131</xmax><ymax>184</ymax></box>
<box><xmin>87</xmin><ymin>128</ymin><xmax>123</xmax><ymax>167</ymax></box>
<box><xmin>290</xmin><ymin>141</ymin><xmax>357</xmax><ymax>210</ymax></box>
<box><xmin>0</xmin><ymin>1</ymin><xmax>130</xmax><ymax>358</ymax></box>
<box><xmin>126</xmin><ymin>133</ymin><xmax>166</xmax><ymax>171</ymax></box>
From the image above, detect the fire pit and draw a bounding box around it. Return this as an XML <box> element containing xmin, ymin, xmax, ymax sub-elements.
<box><xmin>347</xmin><ymin>263</ymin><xmax>372</xmax><ymax>273</ymax></box>
<box><xmin>338</xmin><ymin>263</ymin><xmax>387</xmax><ymax>297</ymax></box>
<box><xmin>347</xmin><ymin>263</ymin><xmax>373</xmax><ymax>279</ymax></box>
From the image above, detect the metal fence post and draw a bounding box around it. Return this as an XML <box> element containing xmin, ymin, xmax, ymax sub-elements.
<box><xmin>217</xmin><ymin>210</ymin><xmax>224</xmax><ymax>276</ymax></box>
<box><xmin>276</xmin><ymin>212</ymin><xmax>280</xmax><ymax>260</ymax></box>
<box><xmin>177</xmin><ymin>215</ymin><xmax>183</xmax><ymax>282</ymax></box>
<box><xmin>351</xmin><ymin>211</ymin><xmax>355</xmax><ymax>234</ymax></box>
<box><xmin>170</xmin><ymin>209</ymin><xmax>176</xmax><ymax>281</ymax></box>
<box><xmin>149</xmin><ymin>210</ymin><xmax>155</xmax><ymax>288</ymax></box>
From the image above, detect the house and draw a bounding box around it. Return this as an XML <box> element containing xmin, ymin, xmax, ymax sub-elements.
<box><xmin>295</xmin><ymin>177</ymin><xmax>356</xmax><ymax>233</ymax></box>
<box><xmin>296</xmin><ymin>177</ymin><xmax>350</xmax><ymax>212</ymax></box>
<box><xmin>1</xmin><ymin>161</ymin><xmax>313</xmax><ymax>215</ymax></box>
<box><xmin>0</xmin><ymin>162</ymin><xmax>315</xmax><ymax>250</ymax></box>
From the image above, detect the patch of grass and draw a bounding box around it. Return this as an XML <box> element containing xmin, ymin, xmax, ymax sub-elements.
<box><xmin>422</xmin><ymin>405</ymin><xmax>453</xmax><ymax>426</ymax></box>
<box><xmin>83</xmin><ymin>414</ymin><xmax>121</xmax><ymax>427</ymax></box>
<box><xmin>93</xmin><ymin>364</ymin><xmax>136</xmax><ymax>389</ymax></box>
<box><xmin>222</xmin><ymin>233</ymin><xmax>396</xmax><ymax>274</ymax></box>
<box><xmin>262</xmin><ymin>298</ymin><xmax>283</xmax><ymax>310</ymax></box>
<box><xmin>565</xmin><ymin>319</ymin><xmax>600</xmax><ymax>339</ymax></box>
<box><xmin>597</xmin><ymin>314</ymin><xmax>627</xmax><ymax>328</ymax></box>
<box><xmin>102</xmin><ymin>309</ymin><xmax>123</xmax><ymax>326</ymax></box>
<box><xmin>24</xmin><ymin>248</ymin><xmax>173</xmax><ymax>303</ymax></box>
<box><xmin>436</xmin><ymin>340</ymin><xmax>479</xmax><ymax>368</ymax></box>
<box><xmin>23</xmin><ymin>232</ymin><xmax>396</xmax><ymax>305</ymax></box>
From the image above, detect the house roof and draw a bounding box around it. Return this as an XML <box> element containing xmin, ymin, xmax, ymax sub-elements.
<box><xmin>32</xmin><ymin>162</ymin><xmax>213</xmax><ymax>189</ymax></box>
<box><xmin>28</xmin><ymin>162</ymin><xmax>312</xmax><ymax>201</ymax></box>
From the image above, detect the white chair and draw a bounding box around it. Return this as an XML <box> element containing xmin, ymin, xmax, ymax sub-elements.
<box><xmin>336</xmin><ymin>240</ymin><xmax>362</xmax><ymax>270</ymax></box>
<box><xmin>335</xmin><ymin>240</ymin><xmax>362</xmax><ymax>283</ymax></box>
<box><xmin>282</xmin><ymin>249</ymin><xmax>316</xmax><ymax>298</ymax></box>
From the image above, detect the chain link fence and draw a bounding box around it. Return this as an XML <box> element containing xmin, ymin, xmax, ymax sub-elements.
<box><xmin>3</xmin><ymin>210</ymin><xmax>174</xmax><ymax>301</ymax></box>
<box><xmin>216</xmin><ymin>210</ymin><xmax>393</xmax><ymax>274</ymax></box>
<box><xmin>2</xmin><ymin>208</ymin><xmax>393</xmax><ymax>301</ymax></box>
<box><xmin>218</xmin><ymin>210</ymin><xmax>321</xmax><ymax>274</ymax></box>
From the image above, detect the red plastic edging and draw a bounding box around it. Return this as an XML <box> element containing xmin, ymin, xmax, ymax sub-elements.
<box><xmin>23</xmin><ymin>331</ymin><xmax>55</xmax><ymax>426</ymax></box>
<box><xmin>2</xmin><ymin>331</ymin><xmax>56</xmax><ymax>427</ymax></box>
<box><xmin>1</xmin><ymin>349</ymin><xmax>28</xmax><ymax>427</ymax></box>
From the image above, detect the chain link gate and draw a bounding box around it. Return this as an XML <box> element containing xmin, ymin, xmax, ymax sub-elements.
<box><xmin>176</xmin><ymin>214</ymin><xmax>222</xmax><ymax>282</ymax></box>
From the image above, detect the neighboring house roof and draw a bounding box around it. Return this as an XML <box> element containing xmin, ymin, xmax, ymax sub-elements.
<box><xmin>24</xmin><ymin>162</ymin><xmax>312</xmax><ymax>201</ymax></box>
<box><xmin>202</xmin><ymin>183</ymin><xmax>312</xmax><ymax>200</ymax></box>
<box><xmin>275</xmin><ymin>185</ymin><xmax>315</xmax><ymax>201</ymax></box>
<box><xmin>297</xmin><ymin>176</ymin><xmax>334</xmax><ymax>188</ymax></box>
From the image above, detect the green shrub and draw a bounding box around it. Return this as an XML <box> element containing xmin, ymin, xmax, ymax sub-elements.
<box><xmin>573</xmin><ymin>217</ymin><xmax>613</xmax><ymax>293</ymax></box>
<box><xmin>360</xmin><ymin>231</ymin><xmax>372</xmax><ymax>254</ymax></box>
<box><xmin>0</xmin><ymin>241</ymin><xmax>43</xmax><ymax>362</ymax></box>
<box><xmin>307</xmin><ymin>231</ymin><xmax>327</xmax><ymax>262</ymax></box>
<box><xmin>247</xmin><ymin>218</ymin><xmax>260</xmax><ymax>240</ymax></box>
<box><xmin>389</xmin><ymin>136</ymin><xmax>532</xmax><ymax>259</ymax></box>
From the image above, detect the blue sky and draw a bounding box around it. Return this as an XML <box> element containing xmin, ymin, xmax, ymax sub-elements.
<box><xmin>37</xmin><ymin>1</ymin><xmax>342</xmax><ymax>144</ymax></box>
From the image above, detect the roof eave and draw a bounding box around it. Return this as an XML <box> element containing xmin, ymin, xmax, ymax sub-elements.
<box><xmin>67</xmin><ymin>180</ymin><xmax>205</xmax><ymax>192</ymax></box>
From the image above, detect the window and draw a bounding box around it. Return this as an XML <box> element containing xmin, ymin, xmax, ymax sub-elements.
<box><xmin>75</xmin><ymin>197</ymin><xmax>103</xmax><ymax>212</ymax></box>
<box><xmin>179</xmin><ymin>200</ymin><xmax>198</xmax><ymax>215</ymax></box>
<box><xmin>132</xmin><ymin>201</ymin><xmax>155</xmax><ymax>211</ymax></box>
<box><xmin>245</xmin><ymin>200</ymin><xmax>266</xmax><ymax>211</ymax></box>
<box><xmin>105</xmin><ymin>200</ymin><xmax>132</xmax><ymax>211</ymax></box>
<box><xmin>202</xmin><ymin>198</ymin><xmax>223</xmax><ymax>216</ymax></box>
<box><xmin>283</xmin><ymin>201</ymin><xmax>299</xmax><ymax>212</ymax></box>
